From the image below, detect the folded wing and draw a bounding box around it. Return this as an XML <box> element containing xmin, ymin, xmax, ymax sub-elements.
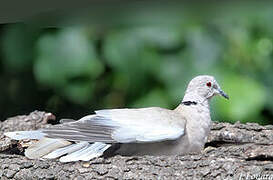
<box><xmin>43</xmin><ymin>107</ymin><xmax>186</xmax><ymax>143</ymax></box>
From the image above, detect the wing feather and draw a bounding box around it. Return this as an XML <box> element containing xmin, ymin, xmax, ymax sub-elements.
<box><xmin>43</xmin><ymin>107</ymin><xmax>186</xmax><ymax>143</ymax></box>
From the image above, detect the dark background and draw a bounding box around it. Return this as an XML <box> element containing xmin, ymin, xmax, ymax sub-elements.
<box><xmin>0</xmin><ymin>1</ymin><xmax>272</xmax><ymax>124</ymax></box>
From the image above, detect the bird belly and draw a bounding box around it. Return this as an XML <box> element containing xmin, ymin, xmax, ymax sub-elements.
<box><xmin>115</xmin><ymin>134</ymin><xmax>193</xmax><ymax>156</ymax></box>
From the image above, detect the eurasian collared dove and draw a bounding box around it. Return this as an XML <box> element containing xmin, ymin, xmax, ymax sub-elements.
<box><xmin>4</xmin><ymin>75</ymin><xmax>229</xmax><ymax>162</ymax></box>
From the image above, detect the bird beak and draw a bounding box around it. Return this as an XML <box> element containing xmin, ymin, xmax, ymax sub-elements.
<box><xmin>218</xmin><ymin>89</ymin><xmax>229</xmax><ymax>100</ymax></box>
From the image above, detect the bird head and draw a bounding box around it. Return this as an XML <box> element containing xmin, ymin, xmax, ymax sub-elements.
<box><xmin>184</xmin><ymin>75</ymin><xmax>229</xmax><ymax>102</ymax></box>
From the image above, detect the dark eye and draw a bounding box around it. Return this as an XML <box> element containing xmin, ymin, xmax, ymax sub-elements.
<box><xmin>206</xmin><ymin>82</ymin><xmax>211</xmax><ymax>87</ymax></box>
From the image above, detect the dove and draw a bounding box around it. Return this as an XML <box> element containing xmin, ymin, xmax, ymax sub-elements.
<box><xmin>4</xmin><ymin>75</ymin><xmax>228</xmax><ymax>162</ymax></box>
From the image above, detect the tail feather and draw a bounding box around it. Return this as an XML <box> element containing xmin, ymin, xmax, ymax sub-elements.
<box><xmin>43</xmin><ymin>142</ymin><xmax>89</xmax><ymax>159</ymax></box>
<box><xmin>4</xmin><ymin>130</ymin><xmax>45</xmax><ymax>140</ymax></box>
<box><xmin>59</xmin><ymin>142</ymin><xmax>111</xmax><ymax>162</ymax></box>
<box><xmin>4</xmin><ymin>129</ymin><xmax>111</xmax><ymax>162</ymax></box>
<box><xmin>76</xmin><ymin>142</ymin><xmax>111</xmax><ymax>161</ymax></box>
<box><xmin>25</xmin><ymin>137</ymin><xmax>71</xmax><ymax>159</ymax></box>
<box><xmin>79</xmin><ymin>143</ymin><xmax>111</xmax><ymax>161</ymax></box>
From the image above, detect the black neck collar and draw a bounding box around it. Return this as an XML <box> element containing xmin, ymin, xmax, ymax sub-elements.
<box><xmin>181</xmin><ymin>101</ymin><xmax>198</xmax><ymax>106</ymax></box>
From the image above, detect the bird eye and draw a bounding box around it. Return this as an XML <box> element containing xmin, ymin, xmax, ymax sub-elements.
<box><xmin>206</xmin><ymin>82</ymin><xmax>211</xmax><ymax>87</ymax></box>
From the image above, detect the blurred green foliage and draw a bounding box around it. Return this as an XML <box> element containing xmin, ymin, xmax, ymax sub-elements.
<box><xmin>34</xmin><ymin>27</ymin><xmax>103</xmax><ymax>104</ymax></box>
<box><xmin>0</xmin><ymin>4</ymin><xmax>272</xmax><ymax>124</ymax></box>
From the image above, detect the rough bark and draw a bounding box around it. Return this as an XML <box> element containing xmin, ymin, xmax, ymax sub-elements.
<box><xmin>0</xmin><ymin>111</ymin><xmax>273</xmax><ymax>179</ymax></box>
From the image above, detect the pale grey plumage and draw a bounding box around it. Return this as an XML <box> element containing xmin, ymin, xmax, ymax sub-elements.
<box><xmin>24</xmin><ymin>138</ymin><xmax>72</xmax><ymax>159</ymax></box>
<box><xmin>43</xmin><ymin>142</ymin><xmax>89</xmax><ymax>159</ymax></box>
<box><xmin>4</xmin><ymin>130</ymin><xmax>45</xmax><ymax>140</ymax></box>
<box><xmin>4</xmin><ymin>75</ymin><xmax>228</xmax><ymax>162</ymax></box>
<box><xmin>43</xmin><ymin>108</ymin><xmax>185</xmax><ymax>143</ymax></box>
<box><xmin>59</xmin><ymin>142</ymin><xmax>111</xmax><ymax>162</ymax></box>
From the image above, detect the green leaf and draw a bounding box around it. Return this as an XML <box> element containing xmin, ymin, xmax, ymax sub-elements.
<box><xmin>131</xmin><ymin>89</ymin><xmax>170</xmax><ymax>108</ymax></box>
<box><xmin>213</xmin><ymin>73</ymin><xmax>266</xmax><ymax>123</ymax></box>
<box><xmin>33</xmin><ymin>27</ymin><xmax>103</xmax><ymax>104</ymax></box>
<box><xmin>63</xmin><ymin>81</ymin><xmax>94</xmax><ymax>105</ymax></box>
<box><xmin>2</xmin><ymin>24</ymin><xmax>39</xmax><ymax>71</ymax></box>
